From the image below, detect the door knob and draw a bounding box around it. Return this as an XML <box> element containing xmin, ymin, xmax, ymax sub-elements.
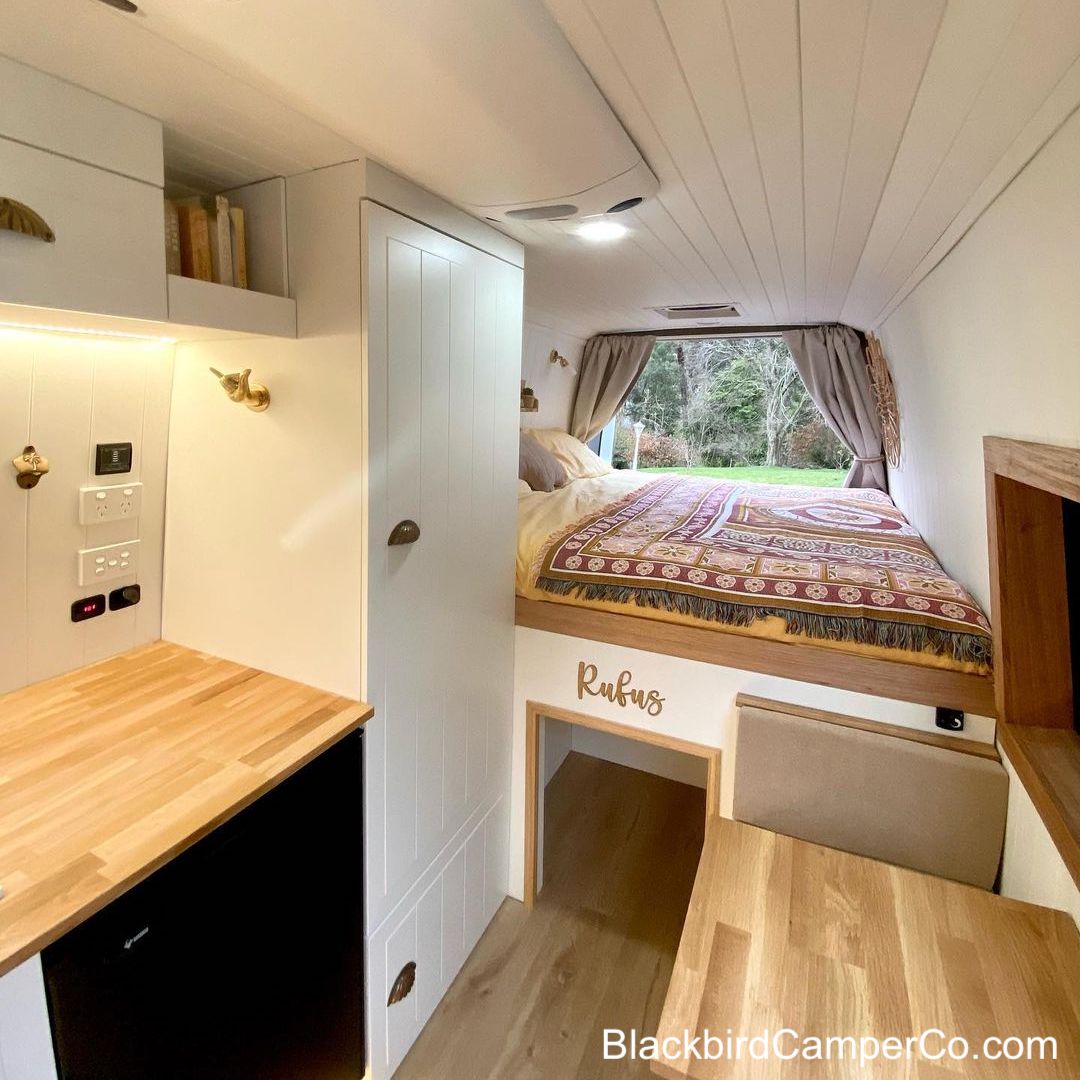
<box><xmin>388</xmin><ymin>519</ymin><xmax>420</xmax><ymax>546</ymax></box>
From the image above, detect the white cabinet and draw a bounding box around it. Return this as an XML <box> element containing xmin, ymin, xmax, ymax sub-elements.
<box><xmin>0</xmin><ymin>136</ymin><xmax>166</xmax><ymax>322</ymax></box>
<box><xmin>0</xmin><ymin>56</ymin><xmax>166</xmax><ymax>323</ymax></box>
<box><xmin>362</xmin><ymin>201</ymin><xmax>521</xmax><ymax>1077</ymax></box>
<box><xmin>0</xmin><ymin>957</ymin><xmax>57</xmax><ymax>1080</ymax></box>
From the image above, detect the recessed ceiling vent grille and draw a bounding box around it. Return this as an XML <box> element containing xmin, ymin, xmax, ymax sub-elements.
<box><xmin>652</xmin><ymin>303</ymin><xmax>741</xmax><ymax>320</ymax></box>
<box><xmin>505</xmin><ymin>204</ymin><xmax>578</xmax><ymax>221</ymax></box>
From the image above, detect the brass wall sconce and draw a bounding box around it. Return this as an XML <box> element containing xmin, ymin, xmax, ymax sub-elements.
<box><xmin>548</xmin><ymin>348</ymin><xmax>571</xmax><ymax>369</ymax></box>
<box><xmin>12</xmin><ymin>445</ymin><xmax>50</xmax><ymax>489</ymax></box>
<box><xmin>209</xmin><ymin>367</ymin><xmax>271</xmax><ymax>412</ymax></box>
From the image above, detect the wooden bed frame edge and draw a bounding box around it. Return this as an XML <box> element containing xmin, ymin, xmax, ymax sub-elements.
<box><xmin>515</xmin><ymin>597</ymin><xmax>997</xmax><ymax>717</ymax></box>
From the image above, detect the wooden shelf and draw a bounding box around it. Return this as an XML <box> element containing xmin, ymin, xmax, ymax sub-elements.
<box><xmin>166</xmin><ymin>274</ymin><xmax>296</xmax><ymax>339</ymax></box>
<box><xmin>999</xmin><ymin>722</ymin><xmax>1080</xmax><ymax>889</ymax></box>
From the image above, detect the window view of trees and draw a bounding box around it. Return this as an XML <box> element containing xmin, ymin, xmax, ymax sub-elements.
<box><xmin>613</xmin><ymin>337</ymin><xmax>852</xmax><ymax>478</ymax></box>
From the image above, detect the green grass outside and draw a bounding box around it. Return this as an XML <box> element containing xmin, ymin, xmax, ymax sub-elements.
<box><xmin>638</xmin><ymin>465</ymin><xmax>847</xmax><ymax>487</ymax></box>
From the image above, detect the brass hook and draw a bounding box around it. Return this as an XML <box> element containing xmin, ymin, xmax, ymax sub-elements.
<box><xmin>209</xmin><ymin>367</ymin><xmax>270</xmax><ymax>412</ymax></box>
<box><xmin>12</xmin><ymin>445</ymin><xmax>49</xmax><ymax>489</ymax></box>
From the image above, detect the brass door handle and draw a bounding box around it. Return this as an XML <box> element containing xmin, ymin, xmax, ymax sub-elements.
<box><xmin>388</xmin><ymin>519</ymin><xmax>420</xmax><ymax>546</ymax></box>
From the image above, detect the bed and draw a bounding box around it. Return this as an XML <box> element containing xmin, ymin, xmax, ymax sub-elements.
<box><xmin>516</xmin><ymin>463</ymin><xmax>996</xmax><ymax>715</ymax></box>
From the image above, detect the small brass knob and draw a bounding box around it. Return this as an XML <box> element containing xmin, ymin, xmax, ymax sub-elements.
<box><xmin>13</xmin><ymin>445</ymin><xmax>49</xmax><ymax>489</ymax></box>
<box><xmin>388</xmin><ymin>519</ymin><xmax>421</xmax><ymax>546</ymax></box>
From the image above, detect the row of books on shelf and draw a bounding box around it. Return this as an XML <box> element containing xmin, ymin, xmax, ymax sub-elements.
<box><xmin>164</xmin><ymin>195</ymin><xmax>248</xmax><ymax>289</ymax></box>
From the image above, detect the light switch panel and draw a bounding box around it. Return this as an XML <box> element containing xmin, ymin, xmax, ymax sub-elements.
<box><xmin>77</xmin><ymin>540</ymin><xmax>140</xmax><ymax>586</ymax></box>
<box><xmin>79</xmin><ymin>482</ymin><xmax>143</xmax><ymax>525</ymax></box>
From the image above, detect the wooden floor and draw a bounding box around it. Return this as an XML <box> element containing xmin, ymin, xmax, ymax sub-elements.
<box><xmin>395</xmin><ymin>752</ymin><xmax>706</xmax><ymax>1079</ymax></box>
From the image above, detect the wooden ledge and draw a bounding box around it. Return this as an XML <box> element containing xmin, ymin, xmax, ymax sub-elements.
<box><xmin>998</xmin><ymin>722</ymin><xmax>1080</xmax><ymax>890</ymax></box>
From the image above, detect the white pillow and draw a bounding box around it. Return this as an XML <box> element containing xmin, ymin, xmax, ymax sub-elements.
<box><xmin>526</xmin><ymin>428</ymin><xmax>612</xmax><ymax>480</ymax></box>
<box><xmin>517</xmin><ymin>478</ymin><xmax>532</xmax><ymax>496</ymax></box>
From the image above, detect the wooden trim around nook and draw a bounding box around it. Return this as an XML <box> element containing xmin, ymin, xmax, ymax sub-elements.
<box><xmin>516</xmin><ymin>597</ymin><xmax>997</xmax><ymax>717</ymax></box>
<box><xmin>524</xmin><ymin>700</ymin><xmax>721</xmax><ymax>908</ymax></box>
<box><xmin>984</xmin><ymin>437</ymin><xmax>1080</xmax><ymax>890</ymax></box>
<box><xmin>735</xmin><ymin>693</ymin><xmax>1000</xmax><ymax>760</ymax></box>
<box><xmin>984</xmin><ymin>436</ymin><xmax>1079</xmax><ymax>727</ymax></box>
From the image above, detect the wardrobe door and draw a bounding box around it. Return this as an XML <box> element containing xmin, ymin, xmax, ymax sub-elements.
<box><xmin>362</xmin><ymin>203</ymin><xmax>520</xmax><ymax>1075</ymax></box>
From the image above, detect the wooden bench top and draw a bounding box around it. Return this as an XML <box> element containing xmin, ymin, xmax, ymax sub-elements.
<box><xmin>0</xmin><ymin>641</ymin><xmax>372</xmax><ymax>977</ymax></box>
<box><xmin>655</xmin><ymin>817</ymin><xmax>1080</xmax><ymax>1078</ymax></box>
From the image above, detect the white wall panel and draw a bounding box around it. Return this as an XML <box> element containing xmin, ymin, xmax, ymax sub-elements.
<box><xmin>0</xmin><ymin>343</ymin><xmax>31</xmax><ymax>693</ymax></box>
<box><xmin>163</xmin><ymin>162</ymin><xmax>365</xmax><ymax>698</ymax></box>
<box><xmin>0</xmin><ymin>957</ymin><xmax>57</xmax><ymax>1080</ymax></box>
<box><xmin>999</xmin><ymin>750</ymin><xmax>1080</xmax><ymax>927</ymax></box>
<box><xmin>879</xmin><ymin>107</ymin><xmax>1080</xmax><ymax>610</ymax></box>
<box><xmin>520</xmin><ymin>319</ymin><xmax>585</xmax><ymax>433</ymax></box>
<box><xmin>0</xmin><ymin>330</ymin><xmax>171</xmax><ymax>696</ymax></box>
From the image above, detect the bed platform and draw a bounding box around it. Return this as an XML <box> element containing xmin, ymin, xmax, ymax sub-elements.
<box><xmin>516</xmin><ymin>597</ymin><xmax>996</xmax><ymax>716</ymax></box>
<box><xmin>517</xmin><ymin>472</ymin><xmax>996</xmax><ymax>716</ymax></box>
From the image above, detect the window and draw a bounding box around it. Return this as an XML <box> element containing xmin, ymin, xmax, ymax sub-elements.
<box><xmin>612</xmin><ymin>336</ymin><xmax>852</xmax><ymax>486</ymax></box>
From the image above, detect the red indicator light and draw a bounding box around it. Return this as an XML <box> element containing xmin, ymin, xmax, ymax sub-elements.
<box><xmin>71</xmin><ymin>595</ymin><xmax>107</xmax><ymax>622</ymax></box>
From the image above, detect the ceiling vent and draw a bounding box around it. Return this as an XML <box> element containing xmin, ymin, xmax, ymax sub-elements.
<box><xmin>653</xmin><ymin>303</ymin><xmax>741</xmax><ymax>320</ymax></box>
<box><xmin>476</xmin><ymin>160</ymin><xmax>659</xmax><ymax>226</ymax></box>
<box><xmin>505</xmin><ymin>204</ymin><xmax>578</xmax><ymax>221</ymax></box>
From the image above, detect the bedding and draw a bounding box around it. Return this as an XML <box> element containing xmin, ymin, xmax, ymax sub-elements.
<box><xmin>519</xmin><ymin>431</ymin><xmax>567</xmax><ymax>492</ymax></box>
<box><xmin>518</xmin><ymin>472</ymin><xmax>992</xmax><ymax>673</ymax></box>
<box><xmin>525</xmin><ymin>428</ymin><xmax>612</xmax><ymax>480</ymax></box>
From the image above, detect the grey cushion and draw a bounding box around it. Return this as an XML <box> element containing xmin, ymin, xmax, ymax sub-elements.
<box><xmin>519</xmin><ymin>432</ymin><xmax>568</xmax><ymax>492</ymax></box>
<box><xmin>733</xmin><ymin>703</ymin><xmax>1008</xmax><ymax>890</ymax></box>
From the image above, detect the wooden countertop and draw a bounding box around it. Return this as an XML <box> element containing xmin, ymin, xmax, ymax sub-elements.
<box><xmin>656</xmin><ymin>817</ymin><xmax>1080</xmax><ymax>1079</ymax></box>
<box><xmin>0</xmin><ymin>642</ymin><xmax>372</xmax><ymax>978</ymax></box>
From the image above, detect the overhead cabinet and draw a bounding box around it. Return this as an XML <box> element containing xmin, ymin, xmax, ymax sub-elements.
<box><xmin>0</xmin><ymin>57</ymin><xmax>295</xmax><ymax>339</ymax></box>
<box><xmin>0</xmin><ymin>58</ymin><xmax>167</xmax><ymax>322</ymax></box>
<box><xmin>0</xmin><ymin>135</ymin><xmax>167</xmax><ymax>322</ymax></box>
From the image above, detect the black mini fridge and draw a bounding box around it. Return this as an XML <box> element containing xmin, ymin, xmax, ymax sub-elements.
<box><xmin>42</xmin><ymin>731</ymin><xmax>365</xmax><ymax>1079</ymax></box>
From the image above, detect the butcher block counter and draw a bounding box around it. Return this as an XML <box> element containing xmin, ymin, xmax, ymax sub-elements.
<box><xmin>0</xmin><ymin>641</ymin><xmax>372</xmax><ymax>977</ymax></box>
<box><xmin>655</xmin><ymin>817</ymin><xmax>1080</xmax><ymax>1078</ymax></box>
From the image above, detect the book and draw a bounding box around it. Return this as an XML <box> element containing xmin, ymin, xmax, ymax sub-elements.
<box><xmin>163</xmin><ymin>199</ymin><xmax>181</xmax><ymax>276</ymax></box>
<box><xmin>176</xmin><ymin>204</ymin><xmax>213</xmax><ymax>282</ymax></box>
<box><xmin>205</xmin><ymin>194</ymin><xmax>234</xmax><ymax>287</ymax></box>
<box><xmin>229</xmin><ymin>206</ymin><xmax>248</xmax><ymax>289</ymax></box>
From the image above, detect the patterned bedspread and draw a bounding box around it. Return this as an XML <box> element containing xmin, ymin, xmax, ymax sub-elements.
<box><xmin>534</xmin><ymin>476</ymin><xmax>992</xmax><ymax>666</ymax></box>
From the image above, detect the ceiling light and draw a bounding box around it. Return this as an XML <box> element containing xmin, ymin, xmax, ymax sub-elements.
<box><xmin>577</xmin><ymin>219</ymin><xmax>628</xmax><ymax>242</ymax></box>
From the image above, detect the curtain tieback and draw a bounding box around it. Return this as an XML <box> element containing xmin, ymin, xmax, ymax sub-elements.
<box><xmin>854</xmin><ymin>454</ymin><xmax>885</xmax><ymax>464</ymax></box>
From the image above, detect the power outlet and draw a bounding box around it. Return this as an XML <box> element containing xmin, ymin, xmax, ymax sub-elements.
<box><xmin>79</xmin><ymin>482</ymin><xmax>143</xmax><ymax>525</ymax></box>
<box><xmin>77</xmin><ymin>540</ymin><xmax>140</xmax><ymax>586</ymax></box>
<box><xmin>935</xmin><ymin>707</ymin><xmax>965</xmax><ymax>732</ymax></box>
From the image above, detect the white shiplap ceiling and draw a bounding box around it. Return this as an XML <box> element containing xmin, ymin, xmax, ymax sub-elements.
<box><xmin>4</xmin><ymin>1</ymin><xmax>1080</xmax><ymax>337</ymax></box>
<box><xmin>531</xmin><ymin>0</ymin><xmax>1080</xmax><ymax>335</ymax></box>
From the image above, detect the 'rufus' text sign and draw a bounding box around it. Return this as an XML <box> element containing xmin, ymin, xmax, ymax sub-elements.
<box><xmin>576</xmin><ymin>661</ymin><xmax>665</xmax><ymax>717</ymax></box>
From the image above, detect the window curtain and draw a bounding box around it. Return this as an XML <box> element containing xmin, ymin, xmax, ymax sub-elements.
<box><xmin>570</xmin><ymin>333</ymin><xmax>656</xmax><ymax>443</ymax></box>
<box><xmin>781</xmin><ymin>325</ymin><xmax>887</xmax><ymax>491</ymax></box>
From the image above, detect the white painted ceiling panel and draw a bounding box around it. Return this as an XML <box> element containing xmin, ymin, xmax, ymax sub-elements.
<box><xmin>821</xmin><ymin>0</ymin><xmax>946</xmax><ymax>316</ymax></box>
<box><xmin>840</xmin><ymin>0</ymin><xmax>1024</xmax><ymax>324</ymax></box>
<box><xmin>800</xmin><ymin>0</ymin><xmax>868</xmax><ymax>320</ymax></box>
<box><xmin>4</xmin><ymin>0</ymin><xmax>1080</xmax><ymax>337</ymax></box>
<box><xmin>541</xmin><ymin>0</ymin><xmax>1080</xmax><ymax>334</ymax></box>
<box><xmin>724</xmin><ymin>0</ymin><xmax>806</xmax><ymax>320</ymax></box>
